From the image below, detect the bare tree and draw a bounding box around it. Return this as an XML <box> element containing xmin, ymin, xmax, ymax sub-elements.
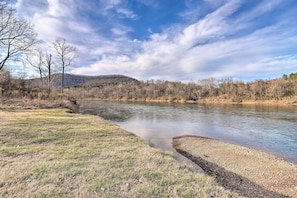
<box><xmin>26</xmin><ymin>49</ymin><xmax>45</xmax><ymax>86</ymax></box>
<box><xmin>45</xmin><ymin>53</ymin><xmax>54</xmax><ymax>94</ymax></box>
<box><xmin>52</xmin><ymin>39</ymin><xmax>76</xmax><ymax>93</ymax></box>
<box><xmin>0</xmin><ymin>2</ymin><xmax>37</xmax><ymax>70</ymax></box>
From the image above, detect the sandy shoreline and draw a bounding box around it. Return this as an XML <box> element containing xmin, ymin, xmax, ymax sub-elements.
<box><xmin>173</xmin><ymin>135</ymin><xmax>297</xmax><ymax>198</ymax></box>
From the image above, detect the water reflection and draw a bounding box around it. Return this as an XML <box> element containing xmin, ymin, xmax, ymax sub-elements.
<box><xmin>78</xmin><ymin>100</ymin><xmax>297</xmax><ymax>163</ymax></box>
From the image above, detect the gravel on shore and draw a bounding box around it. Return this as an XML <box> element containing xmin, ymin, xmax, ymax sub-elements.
<box><xmin>173</xmin><ymin>135</ymin><xmax>297</xmax><ymax>198</ymax></box>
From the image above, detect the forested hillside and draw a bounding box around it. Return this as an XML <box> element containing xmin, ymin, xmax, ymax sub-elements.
<box><xmin>67</xmin><ymin>72</ymin><xmax>297</xmax><ymax>104</ymax></box>
<box><xmin>29</xmin><ymin>73</ymin><xmax>139</xmax><ymax>87</ymax></box>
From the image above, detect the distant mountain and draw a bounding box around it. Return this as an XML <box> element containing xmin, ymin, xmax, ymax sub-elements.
<box><xmin>29</xmin><ymin>73</ymin><xmax>140</xmax><ymax>87</ymax></box>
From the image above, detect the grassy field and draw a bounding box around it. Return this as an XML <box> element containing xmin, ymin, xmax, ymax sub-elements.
<box><xmin>0</xmin><ymin>107</ymin><xmax>239</xmax><ymax>197</ymax></box>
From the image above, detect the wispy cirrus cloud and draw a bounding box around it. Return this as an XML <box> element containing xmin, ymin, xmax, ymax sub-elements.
<box><xmin>73</xmin><ymin>0</ymin><xmax>297</xmax><ymax>81</ymax></box>
<box><xmin>14</xmin><ymin>0</ymin><xmax>297</xmax><ymax>81</ymax></box>
<box><xmin>100</xmin><ymin>0</ymin><xmax>138</xmax><ymax>19</ymax></box>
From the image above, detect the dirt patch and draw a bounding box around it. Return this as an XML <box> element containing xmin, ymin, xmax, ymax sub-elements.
<box><xmin>173</xmin><ymin>135</ymin><xmax>297</xmax><ymax>198</ymax></box>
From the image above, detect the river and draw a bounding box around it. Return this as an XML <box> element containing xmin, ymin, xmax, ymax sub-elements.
<box><xmin>78</xmin><ymin>100</ymin><xmax>297</xmax><ymax>164</ymax></box>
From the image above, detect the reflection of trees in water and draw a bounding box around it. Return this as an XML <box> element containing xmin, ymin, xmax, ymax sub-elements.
<box><xmin>78</xmin><ymin>101</ymin><xmax>133</xmax><ymax>122</ymax></box>
<box><xmin>100</xmin><ymin>108</ymin><xmax>133</xmax><ymax>122</ymax></box>
<box><xmin>78</xmin><ymin>100</ymin><xmax>297</xmax><ymax>163</ymax></box>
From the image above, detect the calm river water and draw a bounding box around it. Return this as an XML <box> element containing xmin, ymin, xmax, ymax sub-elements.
<box><xmin>78</xmin><ymin>100</ymin><xmax>297</xmax><ymax>164</ymax></box>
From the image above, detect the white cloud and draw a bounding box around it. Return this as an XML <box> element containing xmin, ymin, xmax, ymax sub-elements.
<box><xmin>111</xmin><ymin>25</ymin><xmax>133</xmax><ymax>36</ymax></box>
<box><xmin>116</xmin><ymin>8</ymin><xmax>137</xmax><ymax>19</ymax></box>
<box><xmin>101</xmin><ymin>0</ymin><xmax>138</xmax><ymax>20</ymax></box>
<box><xmin>47</xmin><ymin>0</ymin><xmax>70</xmax><ymax>18</ymax></box>
<box><xmin>234</xmin><ymin>0</ymin><xmax>283</xmax><ymax>26</ymax></box>
<box><xmin>102</xmin><ymin>0</ymin><xmax>122</xmax><ymax>11</ymax></box>
<box><xmin>74</xmin><ymin>0</ymin><xmax>297</xmax><ymax>81</ymax></box>
<box><xmin>15</xmin><ymin>0</ymin><xmax>76</xmax><ymax>42</ymax></box>
<box><xmin>178</xmin><ymin>0</ymin><xmax>241</xmax><ymax>47</ymax></box>
<box><xmin>13</xmin><ymin>0</ymin><xmax>297</xmax><ymax>81</ymax></box>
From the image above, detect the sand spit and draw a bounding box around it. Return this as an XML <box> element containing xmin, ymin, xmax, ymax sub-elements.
<box><xmin>173</xmin><ymin>136</ymin><xmax>297</xmax><ymax>198</ymax></box>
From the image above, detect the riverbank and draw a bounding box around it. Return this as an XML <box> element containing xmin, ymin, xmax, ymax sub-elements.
<box><xmin>0</xmin><ymin>97</ymin><xmax>79</xmax><ymax>112</ymax></box>
<box><xmin>0</xmin><ymin>107</ymin><xmax>238</xmax><ymax>197</ymax></box>
<box><xmin>82</xmin><ymin>96</ymin><xmax>297</xmax><ymax>106</ymax></box>
<box><xmin>173</xmin><ymin>136</ymin><xmax>297</xmax><ymax>198</ymax></box>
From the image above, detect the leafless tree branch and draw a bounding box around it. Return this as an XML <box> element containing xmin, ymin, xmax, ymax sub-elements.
<box><xmin>0</xmin><ymin>1</ymin><xmax>37</xmax><ymax>70</ymax></box>
<box><xmin>52</xmin><ymin>39</ymin><xmax>76</xmax><ymax>93</ymax></box>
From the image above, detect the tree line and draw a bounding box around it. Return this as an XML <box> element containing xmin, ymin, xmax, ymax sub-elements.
<box><xmin>66</xmin><ymin>75</ymin><xmax>297</xmax><ymax>103</ymax></box>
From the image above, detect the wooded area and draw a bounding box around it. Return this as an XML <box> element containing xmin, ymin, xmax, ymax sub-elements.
<box><xmin>2</xmin><ymin>68</ymin><xmax>297</xmax><ymax>104</ymax></box>
<box><xmin>66</xmin><ymin>75</ymin><xmax>297</xmax><ymax>103</ymax></box>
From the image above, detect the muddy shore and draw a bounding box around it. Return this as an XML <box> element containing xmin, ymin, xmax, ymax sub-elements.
<box><xmin>173</xmin><ymin>135</ymin><xmax>297</xmax><ymax>198</ymax></box>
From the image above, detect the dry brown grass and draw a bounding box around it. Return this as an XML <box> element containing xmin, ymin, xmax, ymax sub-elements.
<box><xmin>0</xmin><ymin>97</ymin><xmax>78</xmax><ymax>112</ymax></box>
<box><xmin>0</xmin><ymin>108</ymin><xmax>239</xmax><ymax>197</ymax></box>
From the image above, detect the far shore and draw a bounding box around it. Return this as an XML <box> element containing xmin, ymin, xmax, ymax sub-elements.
<box><xmin>2</xmin><ymin>95</ymin><xmax>297</xmax><ymax>109</ymax></box>
<box><xmin>81</xmin><ymin>96</ymin><xmax>297</xmax><ymax>106</ymax></box>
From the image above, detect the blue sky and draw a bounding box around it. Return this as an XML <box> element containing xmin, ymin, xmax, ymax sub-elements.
<box><xmin>14</xmin><ymin>0</ymin><xmax>297</xmax><ymax>81</ymax></box>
